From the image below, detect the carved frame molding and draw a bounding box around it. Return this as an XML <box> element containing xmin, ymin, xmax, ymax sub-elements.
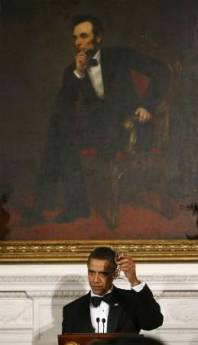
<box><xmin>0</xmin><ymin>239</ymin><xmax>198</xmax><ymax>262</ymax></box>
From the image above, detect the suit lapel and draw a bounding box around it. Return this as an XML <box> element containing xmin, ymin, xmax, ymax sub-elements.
<box><xmin>79</xmin><ymin>293</ymin><xmax>95</xmax><ymax>332</ymax></box>
<box><xmin>107</xmin><ymin>287</ymin><xmax>122</xmax><ymax>332</ymax></box>
<box><xmin>100</xmin><ymin>48</ymin><xmax>115</xmax><ymax>97</ymax></box>
<box><xmin>107</xmin><ymin>304</ymin><xmax>122</xmax><ymax>332</ymax></box>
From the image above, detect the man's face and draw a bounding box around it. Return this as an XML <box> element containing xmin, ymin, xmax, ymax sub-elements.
<box><xmin>88</xmin><ymin>258</ymin><xmax>115</xmax><ymax>296</ymax></box>
<box><xmin>73</xmin><ymin>21</ymin><xmax>102</xmax><ymax>55</ymax></box>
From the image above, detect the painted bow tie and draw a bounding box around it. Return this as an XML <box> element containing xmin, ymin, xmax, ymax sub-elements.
<box><xmin>87</xmin><ymin>58</ymin><xmax>98</xmax><ymax>67</ymax></box>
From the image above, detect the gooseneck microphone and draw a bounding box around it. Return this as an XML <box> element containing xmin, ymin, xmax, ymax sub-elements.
<box><xmin>96</xmin><ymin>317</ymin><xmax>100</xmax><ymax>333</ymax></box>
<box><xmin>102</xmin><ymin>318</ymin><xmax>106</xmax><ymax>333</ymax></box>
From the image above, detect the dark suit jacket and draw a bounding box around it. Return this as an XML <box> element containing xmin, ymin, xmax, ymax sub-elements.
<box><xmin>56</xmin><ymin>46</ymin><xmax>169</xmax><ymax>152</ymax></box>
<box><xmin>43</xmin><ymin>46</ymin><xmax>170</xmax><ymax>175</ymax></box>
<box><xmin>62</xmin><ymin>285</ymin><xmax>163</xmax><ymax>334</ymax></box>
<box><xmin>36</xmin><ymin>46</ymin><xmax>170</xmax><ymax>216</ymax></box>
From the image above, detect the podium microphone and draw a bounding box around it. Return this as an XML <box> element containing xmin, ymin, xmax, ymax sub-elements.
<box><xmin>102</xmin><ymin>318</ymin><xmax>106</xmax><ymax>333</ymax></box>
<box><xmin>96</xmin><ymin>317</ymin><xmax>100</xmax><ymax>333</ymax></box>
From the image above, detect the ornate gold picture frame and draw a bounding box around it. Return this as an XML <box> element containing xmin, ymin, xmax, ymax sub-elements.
<box><xmin>0</xmin><ymin>240</ymin><xmax>198</xmax><ymax>262</ymax></box>
<box><xmin>0</xmin><ymin>1</ymin><xmax>198</xmax><ymax>262</ymax></box>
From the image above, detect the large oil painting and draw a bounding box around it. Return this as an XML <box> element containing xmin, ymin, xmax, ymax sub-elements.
<box><xmin>0</xmin><ymin>0</ymin><xmax>198</xmax><ymax>261</ymax></box>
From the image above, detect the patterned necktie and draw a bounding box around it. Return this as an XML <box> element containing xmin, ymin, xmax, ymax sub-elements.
<box><xmin>91</xmin><ymin>292</ymin><xmax>113</xmax><ymax>307</ymax></box>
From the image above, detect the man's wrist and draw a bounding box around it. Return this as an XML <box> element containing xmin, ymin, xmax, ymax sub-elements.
<box><xmin>131</xmin><ymin>281</ymin><xmax>145</xmax><ymax>292</ymax></box>
<box><xmin>131</xmin><ymin>279</ymin><xmax>141</xmax><ymax>287</ymax></box>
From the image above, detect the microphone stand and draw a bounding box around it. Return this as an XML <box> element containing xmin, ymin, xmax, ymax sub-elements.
<box><xmin>96</xmin><ymin>317</ymin><xmax>100</xmax><ymax>333</ymax></box>
<box><xmin>102</xmin><ymin>318</ymin><xmax>106</xmax><ymax>333</ymax></box>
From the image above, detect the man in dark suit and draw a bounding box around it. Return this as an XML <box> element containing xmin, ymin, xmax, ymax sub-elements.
<box><xmin>37</xmin><ymin>14</ymin><xmax>170</xmax><ymax>223</ymax></box>
<box><xmin>62</xmin><ymin>247</ymin><xmax>163</xmax><ymax>333</ymax></box>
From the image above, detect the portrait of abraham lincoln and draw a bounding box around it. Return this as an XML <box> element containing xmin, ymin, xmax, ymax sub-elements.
<box><xmin>0</xmin><ymin>0</ymin><xmax>198</xmax><ymax>242</ymax></box>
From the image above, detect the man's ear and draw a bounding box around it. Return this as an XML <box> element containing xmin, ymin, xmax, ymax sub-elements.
<box><xmin>96</xmin><ymin>34</ymin><xmax>103</xmax><ymax>44</ymax></box>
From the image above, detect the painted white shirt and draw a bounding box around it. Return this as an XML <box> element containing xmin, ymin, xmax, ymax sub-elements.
<box><xmin>74</xmin><ymin>50</ymin><xmax>104</xmax><ymax>99</ymax></box>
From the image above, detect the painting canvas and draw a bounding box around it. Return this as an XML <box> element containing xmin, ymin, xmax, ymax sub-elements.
<box><xmin>0</xmin><ymin>0</ymin><xmax>198</xmax><ymax>261</ymax></box>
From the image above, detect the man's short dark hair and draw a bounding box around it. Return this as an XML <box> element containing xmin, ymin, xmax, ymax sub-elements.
<box><xmin>72</xmin><ymin>14</ymin><xmax>104</xmax><ymax>37</ymax></box>
<box><xmin>88</xmin><ymin>247</ymin><xmax>116</xmax><ymax>270</ymax></box>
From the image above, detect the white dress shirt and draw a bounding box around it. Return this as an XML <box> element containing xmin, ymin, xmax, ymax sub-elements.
<box><xmin>87</xmin><ymin>50</ymin><xmax>104</xmax><ymax>99</ymax></box>
<box><xmin>74</xmin><ymin>50</ymin><xmax>104</xmax><ymax>99</ymax></box>
<box><xmin>90</xmin><ymin>287</ymin><xmax>113</xmax><ymax>333</ymax></box>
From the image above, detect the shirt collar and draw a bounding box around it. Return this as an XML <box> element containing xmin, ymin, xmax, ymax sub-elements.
<box><xmin>92</xmin><ymin>49</ymin><xmax>101</xmax><ymax>64</ymax></box>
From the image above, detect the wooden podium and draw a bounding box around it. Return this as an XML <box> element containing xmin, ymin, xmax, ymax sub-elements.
<box><xmin>58</xmin><ymin>333</ymin><xmax>125</xmax><ymax>345</ymax></box>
